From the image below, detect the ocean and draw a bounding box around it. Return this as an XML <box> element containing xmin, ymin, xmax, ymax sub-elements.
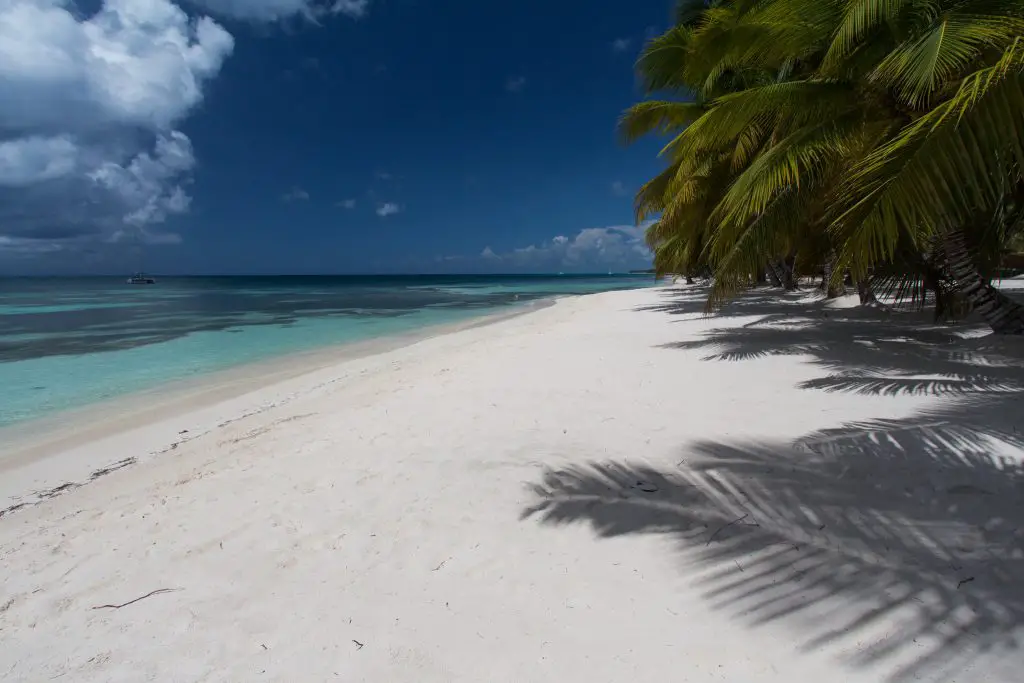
<box><xmin>0</xmin><ymin>275</ymin><xmax>651</xmax><ymax>428</ymax></box>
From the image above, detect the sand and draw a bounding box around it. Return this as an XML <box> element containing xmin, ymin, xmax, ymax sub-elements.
<box><xmin>1</xmin><ymin>285</ymin><xmax>1022</xmax><ymax>682</ymax></box>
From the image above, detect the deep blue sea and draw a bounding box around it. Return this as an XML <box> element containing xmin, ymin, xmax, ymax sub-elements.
<box><xmin>0</xmin><ymin>275</ymin><xmax>651</xmax><ymax>428</ymax></box>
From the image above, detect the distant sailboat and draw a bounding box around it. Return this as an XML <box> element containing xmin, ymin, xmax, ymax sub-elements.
<box><xmin>127</xmin><ymin>272</ymin><xmax>156</xmax><ymax>285</ymax></box>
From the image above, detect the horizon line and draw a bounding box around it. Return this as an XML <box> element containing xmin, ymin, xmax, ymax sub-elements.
<box><xmin>0</xmin><ymin>271</ymin><xmax>657</xmax><ymax>279</ymax></box>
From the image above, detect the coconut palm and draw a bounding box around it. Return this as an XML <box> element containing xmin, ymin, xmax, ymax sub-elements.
<box><xmin>624</xmin><ymin>0</ymin><xmax>1024</xmax><ymax>333</ymax></box>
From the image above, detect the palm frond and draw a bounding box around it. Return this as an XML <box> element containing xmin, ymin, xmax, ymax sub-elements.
<box><xmin>636</xmin><ymin>25</ymin><xmax>696</xmax><ymax>92</ymax></box>
<box><xmin>825</xmin><ymin>0</ymin><xmax>916</xmax><ymax>70</ymax></box>
<box><xmin>834</xmin><ymin>40</ymin><xmax>1024</xmax><ymax>272</ymax></box>
<box><xmin>870</xmin><ymin>13</ymin><xmax>1024</xmax><ymax>108</ymax></box>
<box><xmin>712</xmin><ymin>117</ymin><xmax>859</xmax><ymax>233</ymax></box>
<box><xmin>662</xmin><ymin>81</ymin><xmax>858</xmax><ymax>160</ymax></box>
<box><xmin>708</xmin><ymin>187</ymin><xmax>813</xmax><ymax>306</ymax></box>
<box><xmin>634</xmin><ymin>161</ymin><xmax>682</xmax><ymax>222</ymax></box>
<box><xmin>618</xmin><ymin>100</ymin><xmax>706</xmax><ymax>144</ymax></box>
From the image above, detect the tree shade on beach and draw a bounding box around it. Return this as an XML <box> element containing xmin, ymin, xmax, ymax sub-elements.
<box><xmin>623</xmin><ymin>0</ymin><xmax>1024</xmax><ymax>333</ymax></box>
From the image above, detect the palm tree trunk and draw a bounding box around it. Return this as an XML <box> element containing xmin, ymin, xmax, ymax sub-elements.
<box><xmin>781</xmin><ymin>255</ymin><xmax>798</xmax><ymax>290</ymax></box>
<box><xmin>819</xmin><ymin>260</ymin><xmax>843</xmax><ymax>296</ymax></box>
<box><xmin>922</xmin><ymin>266</ymin><xmax>947</xmax><ymax>321</ymax></box>
<box><xmin>765</xmin><ymin>262</ymin><xmax>783</xmax><ymax>287</ymax></box>
<box><xmin>822</xmin><ymin>252</ymin><xmax>844</xmax><ymax>298</ymax></box>
<box><xmin>856</xmin><ymin>278</ymin><xmax>877</xmax><ymax>304</ymax></box>
<box><xmin>943</xmin><ymin>227</ymin><xmax>1024</xmax><ymax>334</ymax></box>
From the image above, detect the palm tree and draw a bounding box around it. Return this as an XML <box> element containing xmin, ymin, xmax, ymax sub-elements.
<box><xmin>624</xmin><ymin>0</ymin><xmax>1024</xmax><ymax>333</ymax></box>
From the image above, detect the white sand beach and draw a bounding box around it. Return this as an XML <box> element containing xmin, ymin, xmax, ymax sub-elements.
<box><xmin>2</xmin><ymin>285</ymin><xmax>1023</xmax><ymax>682</ymax></box>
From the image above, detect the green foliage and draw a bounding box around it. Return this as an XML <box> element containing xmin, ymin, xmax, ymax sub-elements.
<box><xmin>624</xmin><ymin>0</ymin><xmax>1024</xmax><ymax>312</ymax></box>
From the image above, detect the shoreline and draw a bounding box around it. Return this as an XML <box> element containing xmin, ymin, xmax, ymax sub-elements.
<box><xmin>2</xmin><ymin>284</ymin><xmax>1021</xmax><ymax>682</ymax></box>
<box><xmin>0</xmin><ymin>297</ymin><xmax>556</xmax><ymax>512</ymax></box>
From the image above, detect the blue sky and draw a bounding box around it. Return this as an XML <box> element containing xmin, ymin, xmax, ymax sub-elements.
<box><xmin>0</xmin><ymin>0</ymin><xmax>673</xmax><ymax>275</ymax></box>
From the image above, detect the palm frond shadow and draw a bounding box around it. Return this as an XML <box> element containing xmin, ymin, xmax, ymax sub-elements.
<box><xmin>592</xmin><ymin>283</ymin><xmax>1024</xmax><ymax>678</ymax></box>
<box><xmin>640</xmin><ymin>283</ymin><xmax>1024</xmax><ymax>326</ymax></box>
<box><xmin>656</xmin><ymin>302</ymin><xmax>1024</xmax><ymax>397</ymax></box>
<box><xmin>522</xmin><ymin>401</ymin><xmax>1024</xmax><ymax>681</ymax></box>
<box><xmin>637</xmin><ymin>284</ymin><xmax>823</xmax><ymax>321</ymax></box>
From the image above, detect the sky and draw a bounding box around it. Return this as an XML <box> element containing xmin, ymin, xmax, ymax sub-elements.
<box><xmin>0</xmin><ymin>0</ymin><xmax>675</xmax><ymax>275</ymax></box>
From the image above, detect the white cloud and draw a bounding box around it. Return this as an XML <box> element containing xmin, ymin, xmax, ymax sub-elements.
<box><xmin>338</xmin><ymin>198</ymin><xmax>356</xmax><ymax>209</ymax></box>
<box><xmin>89</xmin><ymin>132</ymin><xmax>196</xmax><ymax>224</ymax></box>
<box><xmin>611</xmin><ymin>37</ymin><xmax>631</xmax><ymax>53</ymax></box>
<box><xmin>186</xmin><ymin>0</ymin><xmax>370</xmax><ymax>21</ymax></box>
<box><xmin>610</xmin><ymin>180</ymin><xmax>628</xmax><ymax>196</ymax></box>
<box><xmin>0</xmin><ymin>0</ymin><xmax>234</xmax><ymax>252</ymax></box>
<box><xmin>0</xmin><ymin>1</ymin><xmax>233</xmax><ymax>133</ymax></box>
<box><xmin>505</xmin><ymin>76</ymin><xmax>527</xmax><ymax>93</ymax></box>
<box><xmin>376</xmin><ymin>202</ymin><xmax>400</xmax><ymax>217</ymax></box>
<box><xmin>282</xmin><ymin>187</ymin><xmax>310</xmax><ymax>202</ymax></box>
<box><xmin>467</xmin><ymin>223</ymin><xmax>653</xmax><ymax>272</ymax></box>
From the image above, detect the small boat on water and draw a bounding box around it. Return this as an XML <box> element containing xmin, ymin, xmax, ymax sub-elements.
<box><xmin>127</xmin><ymin>273</ymin><xmax>156</xmax><ymax>285</ymax></box>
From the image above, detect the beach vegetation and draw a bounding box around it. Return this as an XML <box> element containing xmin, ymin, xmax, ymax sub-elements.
<box><xmin>624</xmin><ymin>0</ymin><xmax>1024</xmax><ymax>333</ymax></box>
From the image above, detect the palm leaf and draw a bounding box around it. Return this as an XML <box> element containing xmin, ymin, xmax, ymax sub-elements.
<box><xmin>825</xmin><ymin>0</ymin><xmax>916</xmax><ymax>70</ymax></box>
<box><xmin>662</xmin><ymin>81</ymin><xmax>858</xmax><ymax>160</ymax></box>
<box><xmin>708</xmin><ymin>187</ymin><xmax>813</xmax><ymax>306</ymax></box>
<box><xmin>870</xmin><ymin>13</ymin><xmax>1024</xmax><ymax>108</ymax></box>
<box><xmin>618</xmin><ymin>100</ymin><xmax>706</xmax><ymax>144</ymax></box>
<box><xmin>712</xmin><ymin>116</ymin><xmax>860</xmax><ymax>233</ymax></box>
<box><xmin>634</xmin><ymin>161</ymin><xmax>682</xmax><ymax>222</ymax></box>
<box><xmin>636</xmin><ymin>25</ymin><xmax>695</xmax><ymax>92</ymax></box>
<box><xmin>835</xmin><ymin>39</ymin><xmax>1024</xmax><ymax>272</ymax></box>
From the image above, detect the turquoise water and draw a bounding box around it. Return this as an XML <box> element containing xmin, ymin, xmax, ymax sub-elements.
<box><xmin>0</xmin><ymin>275</ymin><xmax>651</xmax><ymax>427</ymax></box>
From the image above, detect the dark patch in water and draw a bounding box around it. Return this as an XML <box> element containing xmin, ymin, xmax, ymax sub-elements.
<box><xmin>0</xmin><ymin>275</ymin><xmax>648</xmax><ymax>363</ymax></box>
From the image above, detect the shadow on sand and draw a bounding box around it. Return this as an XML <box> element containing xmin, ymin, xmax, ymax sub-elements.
<box><xmin>522</xmin><ymin>286</ymin><xmax>1024</xmax><ymax>681</ymax></box>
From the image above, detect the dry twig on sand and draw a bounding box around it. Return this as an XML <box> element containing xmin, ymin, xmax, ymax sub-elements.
<box><xmin>91</xmin><ymin>588</ymin><xmax>182</xmax><ymax>610</ymax></box>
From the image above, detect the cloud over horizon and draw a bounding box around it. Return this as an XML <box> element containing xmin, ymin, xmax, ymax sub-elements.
<box><xmin>463</xmin><ymin>222</ymin><xmax>652</xmax><ymax>272</ymax></box>
<box><xmin>0</xmin><ymin>0</ymin><xmax>234</xmax><ymax>254</ymax></box>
